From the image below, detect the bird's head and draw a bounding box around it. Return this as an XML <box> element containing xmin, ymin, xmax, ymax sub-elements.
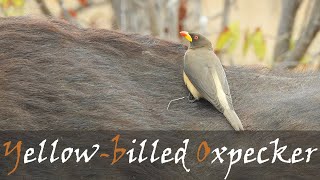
<box><xmin>180</xmin><ymin>31</ymin><xmax>212</xmax><ymax>49</ymax></box>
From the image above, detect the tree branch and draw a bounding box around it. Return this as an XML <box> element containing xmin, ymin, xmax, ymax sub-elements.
<box><xmin>74</xmin><ymin>1</ymin><xmax>108</xmax><ymax>14</ymax></box>
<box><xmin>279</xmin><ymin>0</ymin><xmax>320</xmax><ymax>69</ymax></box>
<box><xmin>57</xmin><ymin>0</ymin><xmax>79</xmax><ymax>26</ymax></box>
<box><xmin>273</xmin><ymin>0</ymin><xmax>302</xmax><ymax>63</ymax></box>
<box><xmin>221</xmin><ymin>0</ymin><xmax>231</xmax><ymax>30</ymax></box>
<box><xmin>35</xmin><ymin>0</ymin><xmax>52</xmax><ymax>17</ymax></box>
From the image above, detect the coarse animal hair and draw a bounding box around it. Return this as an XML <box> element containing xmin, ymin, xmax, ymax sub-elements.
<box><xmin>0</xmin><ymin>17</ymin><xmax>319</xmax><ymax>130</ymax></box>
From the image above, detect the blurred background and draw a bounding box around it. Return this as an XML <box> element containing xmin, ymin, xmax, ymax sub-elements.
<box><xmin>1</xmin><ymin>0</ymin><xmax>319</xmax><ymax>70</ymax></box>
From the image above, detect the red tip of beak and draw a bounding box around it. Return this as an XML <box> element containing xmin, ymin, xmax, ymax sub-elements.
<box><xmin>180</xmin><ymin>31</ymin><xmax>188</xmax><ymax>37</ymax></box>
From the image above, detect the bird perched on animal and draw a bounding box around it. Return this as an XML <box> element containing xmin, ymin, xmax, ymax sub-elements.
<box><xmin>180</xmin><ymin>31</ymin><xmax>244</xmax><ymax>131</ymax></box>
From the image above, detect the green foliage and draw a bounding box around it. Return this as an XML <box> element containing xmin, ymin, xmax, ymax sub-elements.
<box><xmin>242</xmin><ymin>29</ymin><xmax>251</xmax><ymax>56</ymax></box>
<box><xmin>289</xmin><ymin>38</ymin><xmax>295</xmax><ymax>50</ymax></box>
<box><xmin>299</xmin><ymin>55</ymin><xmax>311</xmax><ymax>64</ymax></box>
<box><xmin>215</xmin><ymin>23</ymin><xmax>267</xmax><ymax>61</ymax></box>
<box><xmin>242</xmin><ymin>27</ymin><xmax>267</xmax><ymax>60</ymax></box>
<box><xmin>289</xmin><ymin>39</ymin><xmax>310</xmax><ymax>64</ymax></box>
<box><xmin>0</xmin><ymin>0</ymin><xmax>25</xmax><ymax>16</ymax></box>
<box><xmin>215</xmin><ymin>22</ymin><xmax>240</xmax><ymax>54</ymax></box>
<box><xmin>252</xmin><ymin>28</ymin><xmax>266</xmax><ymax>60</ymax></box>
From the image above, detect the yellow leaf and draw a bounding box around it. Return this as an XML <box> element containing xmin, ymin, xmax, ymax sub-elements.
<box><xmin>252</xmin><ymin>28</ymin><xmax>266</xmax><ymax>60</ymax></box>
<box><xmin>215</xmin><ymin>22</ymin><xmax>240</xmax><ymax>54</ymax></box>
<box><xmin>12</xmin><ymin>0</ymin><xmax>24</xmax><ymax>7</ymax></box>
<box><xmin>3</xmin><ymin>5</ymin><xmax>24</xmax><ymax>16</ymax></box>
<box><xmin>2</xmin><ymin>0</ymin><xmax>10</xmax><ymax>9</ymax></box>
<box><xmin>242</xmin><ymin>29</ymin><xmax>251</xmax><ymax>56</ymax></box>
<box><xmin>215</xmin><ymin>26</ymin><xmax>232</xmax><ymax>51</ymax></box>
<box><xmin>226</xmin><ymin>22</ymin><xmax>240</xmax><ymax>54</ymax></box>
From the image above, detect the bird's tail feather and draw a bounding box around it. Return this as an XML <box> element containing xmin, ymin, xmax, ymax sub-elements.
<box><xmin>223</xmin><ymin>109</ymin><xmax>244</xmax><ymax>131</ymax></box>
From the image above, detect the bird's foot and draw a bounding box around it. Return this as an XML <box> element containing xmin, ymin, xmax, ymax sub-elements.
<box><xmin>188</xmin><ymin>93</ymin><xmax>197</xmax><ymax>103</ymax></box>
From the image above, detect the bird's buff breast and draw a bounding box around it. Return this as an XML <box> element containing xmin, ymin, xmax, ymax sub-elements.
<box><xmin>183</xmin><ymin>71</ymin><xmax>202</xmax><ymax>99</ymax></box>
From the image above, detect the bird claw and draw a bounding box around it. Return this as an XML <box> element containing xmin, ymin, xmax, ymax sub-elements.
<box><xmin>188</xmin><ymin>93</ymin><xmax>197</xmax><ymax>103</ymax></box>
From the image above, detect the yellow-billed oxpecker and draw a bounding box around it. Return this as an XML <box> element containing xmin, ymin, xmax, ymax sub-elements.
<box><xmin>180</xmin><ymin>31</ymin><xmax>244</xmax><ymax>131</ymax></box>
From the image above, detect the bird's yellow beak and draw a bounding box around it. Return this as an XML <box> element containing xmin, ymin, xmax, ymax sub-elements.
<box><xmin>180</xmin><ymin>31</ymin><xmax>192</xmax><ymax>42</ymax></box>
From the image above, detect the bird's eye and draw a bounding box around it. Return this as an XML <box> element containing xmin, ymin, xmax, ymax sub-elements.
<box><xmin>194</xmin><ymin>35</ymin><xmax>199</xmax><ymax>40</ymax></box>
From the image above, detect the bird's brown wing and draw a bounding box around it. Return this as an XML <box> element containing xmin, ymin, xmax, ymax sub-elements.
<box><xmin>184</xmin><ymin>50</ymin><xmax>233</xmax><ymax>112</ymax></box>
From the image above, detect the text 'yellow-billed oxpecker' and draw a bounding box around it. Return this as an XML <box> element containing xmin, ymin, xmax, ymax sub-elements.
<box><xmin>180</xmin><ymin>31</ymin><xmax>244</xmax><ymax>131</ymax></box>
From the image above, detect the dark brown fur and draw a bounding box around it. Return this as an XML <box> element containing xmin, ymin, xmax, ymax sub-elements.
<box><xmin>0</xmin><ymin>17</ymin><xmax>319</xmax><ymax>130</ymax></box>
